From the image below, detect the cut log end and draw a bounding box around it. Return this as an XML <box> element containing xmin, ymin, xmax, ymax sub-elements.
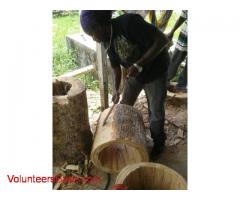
<box><xmin>91</xmin><ymin>141</ymin><xmax>148</xmax><ymax>173</ymax></box>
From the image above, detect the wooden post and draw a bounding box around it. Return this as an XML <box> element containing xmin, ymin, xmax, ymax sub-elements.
<box><xmin>96</xmin><ymin>43</ymin><xmax>109</xmax><ymax>111</ymax></box>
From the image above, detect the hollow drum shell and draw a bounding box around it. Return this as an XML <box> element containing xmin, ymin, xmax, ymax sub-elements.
<box><xmin>91</xmin><ymin>104</ymin><xmax>149</xmax><ymax>174</ymax></box>
<box><xmin>116</xmin><ymin>162</ymin><xmax>187</xmax><ymax>190</ymax></box>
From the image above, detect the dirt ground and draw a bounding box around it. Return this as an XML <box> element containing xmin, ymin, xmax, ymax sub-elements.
<box><xmin>53</xmin><ymin>89</ymin><xmax>187</xmax><ymax>189</ymax></box>
<box><xmin>133</xmin><ymin>91</ymin><xmax>187</xmax><ymax>180</ymax></box>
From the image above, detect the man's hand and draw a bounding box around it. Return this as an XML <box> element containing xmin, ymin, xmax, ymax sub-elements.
<box><xmin>127</xmin><ymin>66</ymin><xmax>139</xmax><ymax>78</ymax></box>
<box><xmin>112</xmin><ymin>91</ymin><xmax>120</xmax><ymax>104</ymax></box>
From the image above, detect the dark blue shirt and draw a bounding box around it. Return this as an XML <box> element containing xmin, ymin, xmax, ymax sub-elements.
<box><xmin>106</xmin><ymin>13</ymin><xmax>170</xmax><ymax>83</ymax></box>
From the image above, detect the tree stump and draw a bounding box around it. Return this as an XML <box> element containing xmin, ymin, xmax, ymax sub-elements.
<box><xmin>91</xmin><ymin>104</ymin><xmax>149</xmax><ymax>174</ymax></box>
<box><xmin>53</xmin><ymin>77</ymin><xmax>93</xmax><ymax>166</ymax></box>
<box><xmin>115</xmin><ymin>162</ymin><xmax>187</xmax><ymax>190</ymax></box>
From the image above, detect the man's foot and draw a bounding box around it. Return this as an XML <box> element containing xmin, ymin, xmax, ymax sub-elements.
<box><xmin>150</xmin><ymin>136</ymin><xmax>166</xmax><ymax>161</ymax></box>
<box><xmin>150</xmin><ymin>132</ymin><xmax>166</xmax><ymax>161</ymax></box>
<box><xmin>150</xmin><ymin>144</ymin><xmax>165</xmax><ymax>161</ymax></box>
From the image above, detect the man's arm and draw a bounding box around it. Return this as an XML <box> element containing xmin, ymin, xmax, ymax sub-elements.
<box><xmin>127</xmin><ymin>31</ymin><xmax>169</xmax><ymax>78</ymax></box>
<box><xmin>136</xmin><ymin>31</ymin><xmax>169</xmax><ymax>66</ymax></box>
<box><xmin>124</xmin><ymin>14</ymin><xmax>170</xmax><ymax>77</ymax></box>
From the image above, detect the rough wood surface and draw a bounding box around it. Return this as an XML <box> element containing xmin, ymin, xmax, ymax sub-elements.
<box><xmin>115</xmin><ymin>162</ymin><xmax>187</xmax><ymax>190</ymax></box>
<box><xmin>53</xmin><ymin>77</ymin><xmax>93</xmax><ymax>166</ymax></box>
<box><xmin>91</xmin><ymin>104</ymin><xmax>149</xmax><ymax>174</ymax></box>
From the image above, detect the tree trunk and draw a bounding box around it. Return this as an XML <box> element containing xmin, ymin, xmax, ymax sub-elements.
<box><xmin>91</xmin><ymin>104</ymin><xmax>149</xmax><ymax>174</ymax></box>
<box><xmin>53</xmin><ymin>77</ymin><xmax>93</xmax><ymax>166</ymax></box>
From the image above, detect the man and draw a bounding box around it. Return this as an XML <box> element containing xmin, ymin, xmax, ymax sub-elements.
<box><xmin>80</xmin><ymin>10</ymin><xmax>170</xmax><ymax>159</ymax></box>
<box><xmin>167</xmin><ymin>10</ymin><xmax>188</xmax><ymax>92</ymax></box>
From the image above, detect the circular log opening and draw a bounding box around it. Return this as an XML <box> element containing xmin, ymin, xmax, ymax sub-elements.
<box><xmin>116</xmin><ymin>162</ymin><xmax>187</xmax><ymax>190</ymax></box>
<box><xmin>53</xmin><ymin>80</ymin><xmax>72</xmax><ymax>96</ymax></box>
<box><xmin>98</xmin><ymin>142</ymin><xmax>143</xmax><ymax>173</ymax></box>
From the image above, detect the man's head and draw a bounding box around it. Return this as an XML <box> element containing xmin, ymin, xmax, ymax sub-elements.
<box><xmin>80</xmin><ymin>10</ymin><xmax>112</xmax><ymax>42</ymax></box>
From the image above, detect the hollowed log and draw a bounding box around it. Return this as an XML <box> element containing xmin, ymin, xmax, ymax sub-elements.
<box><xmin>53</xmin><ymin>77</ymin><xmax>93</xmax><ymax>166</ymax></box>
<box><xmin>115</xmin><ymin>162</ymin><xmax>187</xmax><ymax>190</ymax></box>
<box><xmin>91</xmin><ymin>104</ymin><xmax>149</xmax><ymax>174</ymax></box>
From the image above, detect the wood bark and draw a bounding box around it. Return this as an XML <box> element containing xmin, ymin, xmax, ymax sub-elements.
<box><xmin>53</xmin><ymin>77</ymin><xmax>93</xmax><ymax>166</ymax></box>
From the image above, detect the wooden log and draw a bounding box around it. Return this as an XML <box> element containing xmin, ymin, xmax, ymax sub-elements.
<box><xmin>115</xmin><ymin>162</ymin><xmax>187</xmax><ymax>190</ymax></box>
<box><xmin>91</xmin><ymin>104</ymin><xmax>149</xmax><ymax>174</ymax></box>
<box><xmin>53</xmin><ymin>77</ymin><xmax>93</xmax><ymax>166</ymax></box>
